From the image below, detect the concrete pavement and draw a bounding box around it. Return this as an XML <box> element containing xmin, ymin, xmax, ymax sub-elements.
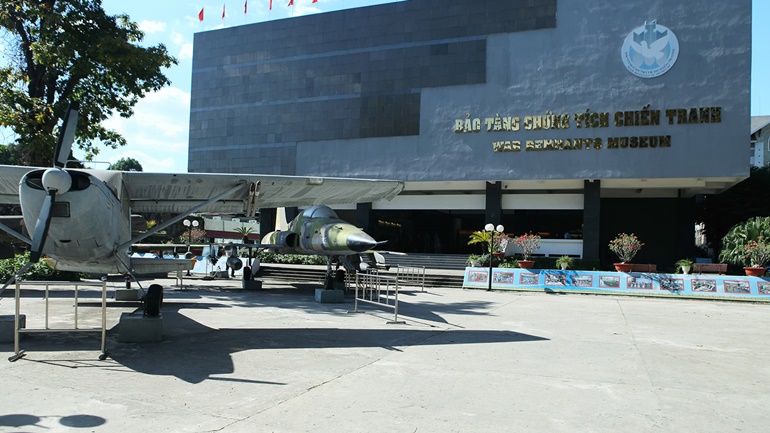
<box><xmin>1</xmin><ymin>276</ymin><xmax>769</xmax><ymax>432</ymax></box>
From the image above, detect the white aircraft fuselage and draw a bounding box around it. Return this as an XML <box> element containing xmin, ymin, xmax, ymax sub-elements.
<box><xmin>19</xmin><ymin>168</ymin><xmax>179</xmax><ymax>274</ymax></box>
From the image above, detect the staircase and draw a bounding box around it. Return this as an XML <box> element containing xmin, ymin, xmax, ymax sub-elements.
<box><xmin>256</xmin><ymin>256</ymin><xmax>467</xmax><ymax>289</ymax></box>
<box><xmin>377</xmin><ymin>253</ymin><xmax>470</xmax><ymax>270</ymax></box>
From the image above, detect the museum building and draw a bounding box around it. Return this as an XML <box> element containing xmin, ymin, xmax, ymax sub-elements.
<box><xmin>188</xmin><ymin>0</ymin><xmax>751</xmax><ymax>270</ymax></box>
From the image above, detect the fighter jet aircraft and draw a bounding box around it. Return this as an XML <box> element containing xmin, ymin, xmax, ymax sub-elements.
<box><xmin>0</xmin><ymin>102</ymin><xmax>404</xmax><ymax>287</ymax></box>
<box><xmin>215</xmin><ymin>205</ymin><xmax>388</xmax><ymax>288</ymax></box>
<box><xmin>260</xmin><ymin>206</ymin><xmax>383</xmax><ymax>257</ymax></box>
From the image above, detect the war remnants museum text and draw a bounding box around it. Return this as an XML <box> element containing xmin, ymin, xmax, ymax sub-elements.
<box><xmin>453</xmin><ymin>106</ymin><xmax>722</xmax><ymax>152</ymax></box>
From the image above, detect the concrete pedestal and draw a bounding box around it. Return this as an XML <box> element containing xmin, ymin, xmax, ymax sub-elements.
<box><xmin>314</xmin><ymin>288</ymin><xmax>345</xmax><ymax>303</ymax></box>
<box><xmin>117</xmin><ymin>312</ymin><xmax>163</xmax><ymax>343</ymax></box>
<box><xmin>0</xmin><ymin>315</ymin><xmax>25</xmax><ymax>343</ymax></box>
<box><xmin>243</xmin><ymin>280</ymin><xmax>262</xmax><ymax>290</ymax></box>
<box><xmin>115</xmin><ymin>289</ymin><xmax>141</xmax><ymax>301</ymax></box>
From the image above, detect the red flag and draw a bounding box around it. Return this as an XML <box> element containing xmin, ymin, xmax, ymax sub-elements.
<box><xmin>198</xmin><ymin>8</ymin><xmax>204</xmax><ymax>22</ymax></box>
<box><xmin>244</xmin><ymin>1</ymin><xmax>248</xmax><ymax>14</ymax></box>
<box><xmin>222</xmin><ymin>4</ymin><xmax>226</xmax><ymax>19</ymax></box>
<box><xmin>312</xmin><ymin>0</ymin><xmax>317</xmax><ymax>3</ymax></box>
<box><xmin>288</xmin><ymin>0</ymin><xmax>294</xmax><ymax>6</ymax></box>
<box><xmin>269</xmin><ymin>0</ymin><xmax>273</xmax><ymax>10</ymax></box>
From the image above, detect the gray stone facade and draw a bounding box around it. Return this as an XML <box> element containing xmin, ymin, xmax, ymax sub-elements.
<box><xmin>190</xmin><ymin>0</ymin><xmax>750</xmax><ymax>184</ymax></box>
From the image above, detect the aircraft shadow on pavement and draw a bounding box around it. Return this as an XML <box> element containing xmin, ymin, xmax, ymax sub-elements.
<box><xmin>101</xmin><ymin>305</ymin><xmax>548</xmax><ymax>384</ymax></box>
<box><xmin>3</xmin><ymin>292</ymin><xmax>548</xmax><ymax>385</ymax></box>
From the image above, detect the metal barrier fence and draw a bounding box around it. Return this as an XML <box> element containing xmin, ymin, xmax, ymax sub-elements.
<box><xmin>394</xmin><ymin>265</ymin><xmax>426</xmax><ymax>292</ymax></box>
<box><xmin>10</xmin><ymin>279</ymin><xmax>109</xmax><ymax>362</ymax></box>
<box><xmin>351</xmin><ymin>271</ymin><xmax>404</xmax><ymax>324</ymax></box>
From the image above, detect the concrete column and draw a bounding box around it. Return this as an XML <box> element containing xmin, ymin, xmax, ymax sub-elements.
<box><xmin>260</xmin><ymin>208</ymin><xmax>276</xmax><ymax>237</ymax></box>
<box><xmin>675</xmin><ymin>196</ymin><xmax>696</xmax><ymax>260</ymax></box>
<box><xmin>583</xmin><ymin>180</ymin><xmax>601</xmax><ymax>260</ymax></box>
<box><xmin>356</xmin><ymin>202</ymin><xmax>373</xmax><ymax>233</ymax></box>
<box><xmin>285</xmin><ymin>207</ymin><xmax>299</xmax><ymax>222</ymax></box>
<box><xmin>485</xmin><ymin>181</ymin><xmax>502</xmax><ymax>225</ymax></box>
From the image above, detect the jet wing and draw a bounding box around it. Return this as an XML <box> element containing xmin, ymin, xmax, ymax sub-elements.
<box><xmin>118</xmin><ymin>172</ymin><xmax>404</xmax><ymax>214</ymax></box>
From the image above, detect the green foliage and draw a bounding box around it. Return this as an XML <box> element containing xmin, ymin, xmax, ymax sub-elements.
<box><xmin>498</xmin><ymin>258</ymin><xmax>519</xmax><ymax>268</ymax></box>
<box><xmin>719</xmin><ymin>216</ymin><xmax>770</xmax><ymax>265</ymax></box>
<box><xmin>512</xmin><ymin>233</ymin><xmax>541</xmax><ymax>260</ymax></box>
<box><xmin>234</xmin><ymin>226</ymin><xmax>255</xmax><ymax>237</ymax></box>
<box><xmin>179</xmin><ymin>228</ymin><xmax>206</xmax><ymax>244</ymax></box>
<box><xmin>0</xmin><ymin>252</ymin><xmax>86</xmax><ymax>282</ymax></box>
<box><xmin>0</xmin><ymin>0</ymin><xmax>177</xmax><ymax>166</ymax></box>
<box><xmin>608</xmin><ymin>233</ymin><xmax>644</xmax><ymax>263</ymax></box>
<box><xmin>555</xmin><ymin>255</ymin><xmax>574</xmax><ymax>269</ymax></box>
<box><xmin>696</xmin><ymin>166</ymin><xmax>770</xmax><ymax>253</ymax></box>
<box><xmin>110</xmin><ymin>157</ymin><xmax>143</xmax><ymax>171</ymax></box>
<box><xmin>467</xmin><ymin>230</ymin><xmax>492</xmax><ymax>253</ymax></box>
<box><xmin>674</xmin><ymin>258</ymin><xmax>696</xmax><ymax>274</ymax></box>
<box><xmin>256</xmin><ymin>252</ymin><xmax>327</xmax><ymax>265</ymax></box>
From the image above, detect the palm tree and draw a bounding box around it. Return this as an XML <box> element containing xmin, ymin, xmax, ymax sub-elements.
<box><xmin>467</xmin><ymin>230</ymin><xmax>492</xmax><ymax>253</ymax></box>
<box><xmin>234</xmin><ymin>226</ymin><xmax>255</xmax><ymax>242</ymax></box>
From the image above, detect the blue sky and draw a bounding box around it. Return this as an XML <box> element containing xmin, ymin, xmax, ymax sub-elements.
<box><xmin>92</xmin><ymin>0</ymin><xmax>766</xmax><ymax>173</ymax></box>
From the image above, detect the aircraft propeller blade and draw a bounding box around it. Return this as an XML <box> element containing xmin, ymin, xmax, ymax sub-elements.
<box><xmin>53</xmin><ymin>101</ymin><xmax>80</xmax><ymax>168</ymax></box>
<box><xmin>30</xmin><ymin>191</ymin><xmax>56</xmax><ymax>263</ymax></box>
<box><xmin>0</xmin><ymin>261</ymin><xmax>34</xmax><ymax>297</ymax></box>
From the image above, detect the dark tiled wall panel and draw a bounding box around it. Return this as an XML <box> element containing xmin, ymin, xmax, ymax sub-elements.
<box><xmin>190</xmin><ymin>0</ymin><xmax>557</xmax><ymax>172</ymax></box>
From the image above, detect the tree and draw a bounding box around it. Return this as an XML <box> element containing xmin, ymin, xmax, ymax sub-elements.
<box><xmin>0</xmin><ymin>0</ymin><xmax>176</xmax><ymax>166</ymax></box>
<box><xmin>110</xmin><ymin>157</ymin><xmax>142</xmax><ymax>171</ymax></box>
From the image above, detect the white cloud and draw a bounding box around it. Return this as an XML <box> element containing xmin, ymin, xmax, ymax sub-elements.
<box><xmin>138</xmin><ymin>20</ymin><xmax>167</xmax><ymax>34</ymax></box>
<box><xmin>170</xmin><ymin>32</ymin><xmax>184</xmax><ymax>45</ymax></box>
<box><xmin>178</xmin><ymin>43</ymin><xmax>193</xmax><ymax>60</ymax></box>
<box><xmin>293</xmin><ymin>5</ymin><xmax>321</xmax><ymax>17</ymax></box>
<box><xmin>80</xmin><ymin>86</ymin><xmax>191</xmax><ymax>173</ymax></box>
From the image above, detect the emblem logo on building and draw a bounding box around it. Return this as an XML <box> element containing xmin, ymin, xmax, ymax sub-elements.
<box><xmin>621</xmin><ymin>20</ymin><xmax>679</xmax><ymax>78</ymax></box>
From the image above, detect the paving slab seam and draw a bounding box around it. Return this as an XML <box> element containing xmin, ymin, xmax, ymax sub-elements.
<box><xmin>210</xmin><ymin>355</ymin><xmax>389</xmax><ymax>432</ymax></box>
<box><xmin>615</xmin><ymin>299</ymin><xmax>657</xmax><ymax>388</ymax></box>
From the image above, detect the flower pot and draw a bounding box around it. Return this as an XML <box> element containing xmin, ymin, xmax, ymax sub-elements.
<box><xmin>614</xmin><ymin>263</ymin><xmax>633</xmax><ymax>272</ymax></box>
<box><xmin>517</xmin><ymin>259</ymin><xmax>535</xmax><ymax>269</ymax></box>
<box><xmin>559</xmin><ymin>263</ymin><xmax>568</xmax><ymax>270</ymax></box>
<box><xmin>744</xmin><ymin>267</ymin><xmax>766</xmax><ymax>277</ymax></box>
<box><xmin>681</xmin><ymin>265</ymin><xmax>691</xmax><ymax>275</ymax></box>
<box><xmin>493</xmin><ymin>252</ymin><xmax>505</xmax><ymax>258</ymax></box>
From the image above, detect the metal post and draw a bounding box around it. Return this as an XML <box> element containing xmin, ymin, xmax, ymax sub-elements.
<box><xmin>100</xmin><ymin>279</ymin><xmax>107</xmax><ymax>356</ymax></box>
<box><xmin>14</xmin><ymin>281</ymin><xmax>20</xmax><ymax>356</ymax></box>
<box><xmin>74</xmin><ymin>284</ymin><xmax>79</xmax><ymax>329</ymax></box>
<box><xmin>45</xmin><ymin>283</ymin><xmax>50</xmax><ymax>328</ymax></box>
<box><xmin>488</xmin><ymin>235</ymin><xmax>493</xmax><ymax>291</ymax></box>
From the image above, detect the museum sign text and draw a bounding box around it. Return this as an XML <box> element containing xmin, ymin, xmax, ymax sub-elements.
<box><xmin>452</xmin><ymin>107</ymin><xmax>721</xmax><ymax>152</ymax></box>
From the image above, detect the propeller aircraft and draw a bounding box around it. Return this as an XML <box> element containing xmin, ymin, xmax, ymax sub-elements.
<box><xmin>0</xmin><ymin>102</ymin><xmax>404</xmax><ymax>289</ymax></box>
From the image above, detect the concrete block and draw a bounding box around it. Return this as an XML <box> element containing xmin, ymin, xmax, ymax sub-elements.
<box><xmin>0</xmin><ymin>315</ymin><xmax>25</xmax><ymax>343</ymax></box>
<box><xmin>117</xmin><ymin>312</ymin><xmax>163</xmax><ymax>343</ymax></box>
<box><xmin>314</xmin><ymin>288</ymin><xmax>345</xmax><ymax>303</ymax></box>
<box><xmin>243</xmin><ymin>280</ymin><xmax>262</xmax><ymax>290</ymax></box>
<box><xmin>115</xmin><ymin>289</ymin><xmax>141</xmax><ymax>301</ymax></box>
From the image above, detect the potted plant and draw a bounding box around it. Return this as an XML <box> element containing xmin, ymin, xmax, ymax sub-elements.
<box><xmin>742</xmin><ymin>238</ymin><xmax>770</xmax><ymax>276</ymax></box>
<box><xmin>719</xmin><ymin>217</ymin><xmax>770</xmax><ymax>276</ymax></box>
<box><xmin>512</xmin><ymin>233</ymin><xmax>541</xmax><ymax>268</ymax></box>
<box><xmin>466</xmin><ymin>254</ymin><xmax>482</xmax><ymax>267</ymax></box>
<box><xmin>675</xmin><ymin>258</ymin><xmax>696</xmax><ymax>274</ymax></box>
<box><xmin>555</xmin><ymin>255</ymin><xmax>574</xmax><ymax>270</ymax></box>
<box><xmin>608</xmin><ymin>233</ymin><xmax>643</xmax><ymax>272</ymax></box>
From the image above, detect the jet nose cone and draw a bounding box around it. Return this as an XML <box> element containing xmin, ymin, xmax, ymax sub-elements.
<box><xmin>346</xmin><ymin>232</ymin><xmax>378</xmax><ymax>252</ymax></box>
